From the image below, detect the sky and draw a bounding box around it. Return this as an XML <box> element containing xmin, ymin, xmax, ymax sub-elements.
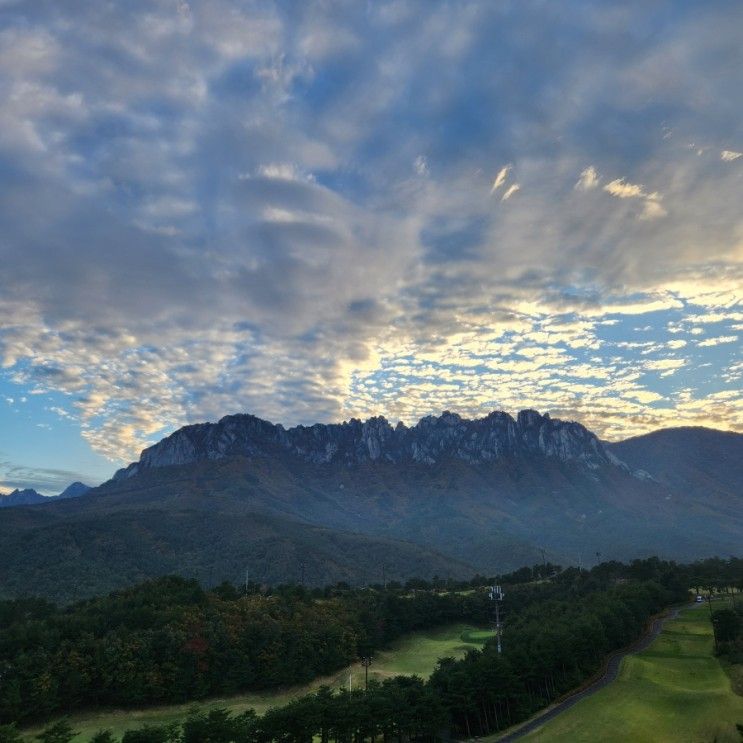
<box><xmin>0</xmin><ymin>0</ymin><xmax>741</xmax><ymax>493</ymax></box>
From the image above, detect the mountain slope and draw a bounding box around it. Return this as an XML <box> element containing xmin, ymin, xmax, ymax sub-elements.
<box><xmin>100</xmin><ymin>444</ymin><xmax>741</xmax><ymax>566</ymax></box>
<box><xmin>0</xmin><ymin>499</ymin><xmax>474</xmax><ymax>604</ymax></box>
<box><xmin>607</xmin><ymin>427</ymin><xmax>743</xmax><ymax>501</ymax></box>
<box><xmin>103</xmin><ymin>409</ymin><xmax>743</xmax><ymax>565</ymax></box>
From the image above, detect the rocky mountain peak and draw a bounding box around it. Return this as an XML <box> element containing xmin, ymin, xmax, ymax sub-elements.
<box><xmin>113</xmin><ymin>409</ymin><xmax>621</xmax><ymax>480</ymax></box>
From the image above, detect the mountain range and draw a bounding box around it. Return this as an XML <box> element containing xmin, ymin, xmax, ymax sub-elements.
<box><xmin>0</xmin><ymin>481</ymin><xmax>90</xmax><ymax>508</ymax></box>
<box><xmin>0</xmin><ymin>410</ymin><xmax>741</xmax><ymax>603</ymax></box>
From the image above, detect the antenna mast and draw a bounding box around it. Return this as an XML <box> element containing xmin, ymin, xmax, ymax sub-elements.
<box><xmin>489</xmin><ymin>584</ymin><xmax>505</xmax><ymax>654</ymax></box>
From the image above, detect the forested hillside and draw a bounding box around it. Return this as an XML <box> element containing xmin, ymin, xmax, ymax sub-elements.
<box><xmin>3</xmin><ymin>557</ymin><xmax>739</xmax><ymax>741</ymax></box>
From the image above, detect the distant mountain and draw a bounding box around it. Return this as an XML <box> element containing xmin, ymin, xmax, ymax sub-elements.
<box><xmin>1</xmin><ymin>410</ymin><xmax>741</xmax><ymax>603</ymax></box>
<box><xmin>57</xmin><ymin>481</ymin><xmax>92</xmax><ymax>500</ymax></box>
<box><xmin>0</xmin><ymin>488</ymin><xmax>46</xmax><ymax>508</ymax></box>
<box><xmin>0</xmin><ymin>481</ymin><xmax>91</xmax><ymax>508</ymax></box>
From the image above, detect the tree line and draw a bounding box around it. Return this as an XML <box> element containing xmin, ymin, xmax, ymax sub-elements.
<box><xmin>0</xmin><ymin>576</ymin><xmax>497</xmax><ymax>726</ymax></box>
<box><xmin>0</xmin><ymin>556</ymin><xmax>737</xmax><ymax>741</ymax></box>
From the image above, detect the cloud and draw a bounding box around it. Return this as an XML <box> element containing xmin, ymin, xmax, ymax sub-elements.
<box><xmin>641</xmin><ymin>198</ymin><xmax>668</xmax><ymax>220</ymax></box>
<box><xmin>0</xmin><ymin>460</ymin><xmax>96</xmax><ymax>494</ymax></box>
<box><xmin>0</xmin><ymin>0</ymin><xmax>741</xmax><ymax>464</ymax></box>
<box><xmin>721</xmin><ymin>150</ymin><xmax>742</xmax><ymax>161</ymax></box>
<box><xmin>603</xmin><ymin>179</ymin><xmax>644</xmax><ymax>199</ymax></box>
<box><xmin>414</xmin><ymin>155</ymin><xmax>429</xmax><ymax>176</ymax></box>
<box><xmin>698</xmin><ymin>335</ymin><xmax>738</xmax><ymax>347</ymax></box>
<box><xmin>575</xmin><ymin>165</ymin><xmax>600</xmax><ymax>191</ymax></box>
<box><xmin>644</xmin><ymin>358</ymin><xmax>686</xmax><ymax>371</ymax></box>
<box><xmin>490</xmin><ymin>165</ymin><xmax>511</xmax><ymax>194</ymax></box>
<box><xmin>603</xmin><ymin>178</ymin><xmax>666</xmax><ymax>219</ymax></box>
<box><xmin>501</xmin><ymin>183</ymin><xmax>520</xmax><ymax>201</ymax></box>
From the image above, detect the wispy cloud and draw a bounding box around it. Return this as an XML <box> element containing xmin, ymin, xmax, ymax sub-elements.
<box><xmin>603</xmin><ymin>178</ymin><xmax>646</xmax><ymax>199</ymax></box>
<box><xmin>414</xmin><ymin>155</ymin><xmax>429</xmax><ymax>176</ymax></box>
<box><xmin>490</xmin><ymin>164</ymin><xmax>512</xmax><ymax>194</ymax></box>
<box><xmin>603</xmin><ymin>178</ymin><xmax>667</xmax><ymax>219</ymax></box>
<box><xmin>0</xmin><ymin>460</ymin><xmax>94</xmax><ymax>494</ymax></box>
<box><xmin>575</xmin><ymin>165</ymin><xmax>600</xmax><ymax>191</ymax></box>
<box><xmin>501</xmin><ymin>183</ymin><xmax>520</xmax><ymax>201</ymax></box>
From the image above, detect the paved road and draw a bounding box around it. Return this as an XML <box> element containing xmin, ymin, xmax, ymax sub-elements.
<box><xmin>491</xmin><ymin>606</ymin><xmax>684</xmax><ymax>742</ymax></box>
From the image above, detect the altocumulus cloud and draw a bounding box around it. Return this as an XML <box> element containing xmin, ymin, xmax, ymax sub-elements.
<box><xmin>0</xmin><ymin>0</ymin><xmax>741</xmax><ymax>464</ymax></box>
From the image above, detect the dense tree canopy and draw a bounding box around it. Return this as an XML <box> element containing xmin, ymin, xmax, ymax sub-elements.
<box><xmin>3</xmin><ymin>556</ymin><xmax>739</xmax><ymax>741</ymax></box>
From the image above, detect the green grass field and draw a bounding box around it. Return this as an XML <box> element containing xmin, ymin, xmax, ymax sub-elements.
<box><xmin>520</xmin><ymin>605</ymin><xmax>743</xmax><ymax>743</ymax></box>
<box><xmin>23</xmin><ymin>623</ymin><xmax>493</xmax><ymax>742</ymax></box>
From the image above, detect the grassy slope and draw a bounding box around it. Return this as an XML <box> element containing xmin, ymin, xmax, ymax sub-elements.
<box><xmin>23</xmin><ymin>623</ymin><xmax>494</xmax><ymax>742</ymax></box>
<box><xmin>522</xmin><ymin>605</ymin><xmax>743</xmax><ymax>743</ymax></box>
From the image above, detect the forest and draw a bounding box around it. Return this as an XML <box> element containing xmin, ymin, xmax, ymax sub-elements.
<box><xmin>0</xmin><ymin>556</ymin><xmax>740</xmax><ymax>741</ymax></box>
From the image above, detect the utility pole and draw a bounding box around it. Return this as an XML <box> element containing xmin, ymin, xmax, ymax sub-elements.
<box><xmin>244</xmin><ymin>566</ymin><xmax>249</xmax><ymax>596</ymax></box>
<box><xmin>489</xmin><ymin>584</ymin><xmax>505</xmax><ymax>654</ymax></box>
<box><xmin>360</xmin><ymin>656</ymin><xmax>373</xmax><ymax>690</ymax></box>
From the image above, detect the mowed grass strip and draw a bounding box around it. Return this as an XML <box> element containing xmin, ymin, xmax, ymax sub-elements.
<box><xmin>23</xmin><ymin>622</ymin><xmax>493</xmax><ymax>742</ymax></box>
<box><xmin>522</xmin><ymin>605</ymin><xmax>743</xmax><ymax>743</ymax></box>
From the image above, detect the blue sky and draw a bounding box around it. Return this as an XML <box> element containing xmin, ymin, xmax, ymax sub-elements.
<box><xmin>0</xmin><ymin>0</ymin><xmax>741</xmax><ymax>493</ymax></box>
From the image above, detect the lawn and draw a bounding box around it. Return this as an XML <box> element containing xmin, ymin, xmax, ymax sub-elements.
<box><xmin>23</xmin><ymin>623</ymin><xmax>493</xmax><ymax>741</ymax></box>
<box><xmin>520</xmin><ymin>604</ymin><xmax>743</xmax><ymax>743</ymax></box>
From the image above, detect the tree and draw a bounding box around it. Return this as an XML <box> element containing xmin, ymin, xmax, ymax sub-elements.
<box><xmin>712</xmin><ymin>609</ymin><xmax>741</xmax><ymax>643</ymax></box>
<box><xmin>35</xmin><ymin>721</ymin><xmax>78</xmax><ymax>743</ymax></box>
<box><xmin>120</xmin><ymin>724</ymin><xmax>179</xmax><ymax>743</ymax></box>
<box><xmin>181</xmin><ymin>707</ymin><xmax>257</xmax><ymax>743</ymax></box>
<box><xmin>91</xmin><ymin>731</ymin><xmax>117</xmax><ymax>743</ymax></box>
<box><xmin>0</xmin><ymin>724</ymin><xmax>22</xmax><ymax>743</ymax></box>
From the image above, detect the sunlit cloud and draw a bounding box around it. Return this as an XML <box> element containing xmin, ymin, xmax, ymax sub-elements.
<box><xmin>490</xmin><ymin>165</ymin><xmax>511</xmax><ymax>194</ymax></box>
<box><xmin>501</xmin><ymin>183</ymin><xmax>520</xmax><ymax>201</ymax></box>
<box><xmin>698</xmin><ymin>335</ymin><xmax>738</xmax><ymax>347</ymax></box>
<box><xmin>603</xmin><ymin>179</ymin><xmax>646</xmax><ymax>199</ymax></box>
<box><xmin>574</xmin><ymin>165</ymin><xmax>599</xmax><ymax>191</ymax></box>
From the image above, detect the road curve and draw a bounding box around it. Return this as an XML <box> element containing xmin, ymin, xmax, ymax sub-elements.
<box><xmin>491</xmin><ymin>605</ymin><xmax>684</xmax><ymax>742</ymax></box>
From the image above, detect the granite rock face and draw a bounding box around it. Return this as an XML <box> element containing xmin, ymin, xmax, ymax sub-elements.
<box><xmin>114</xmin><ymin>409</ymin><xmax>623</xmax><ymax>479</ymax></box>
